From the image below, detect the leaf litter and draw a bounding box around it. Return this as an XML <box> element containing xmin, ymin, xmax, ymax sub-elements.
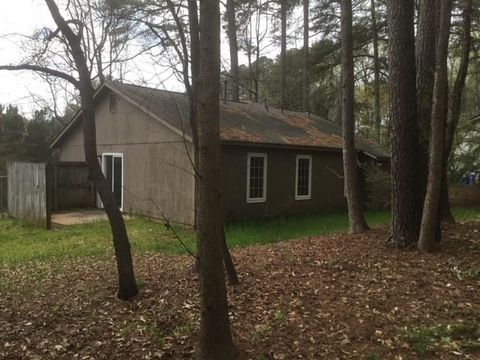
<box><xmin>0</xmin><ymin>222</ymin><xmax>479</xmax><ymax>359</ymax></box>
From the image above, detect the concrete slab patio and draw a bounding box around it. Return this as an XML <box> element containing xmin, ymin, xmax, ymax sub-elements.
<box><xmin>51</xmin><ymin>209</ymin><xmax>130</xmax><ymax>226</ymax></box>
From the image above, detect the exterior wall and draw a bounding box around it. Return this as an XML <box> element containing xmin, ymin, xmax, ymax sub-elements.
<box><xmin>55</xmin><ymin>90</ymin><xmax>195</xmax><ymax>225</ymax></box>
<box><xmin>221</xmin><ymin>144</ymin><xmax>347</xmax><ymax>221</ymax></box>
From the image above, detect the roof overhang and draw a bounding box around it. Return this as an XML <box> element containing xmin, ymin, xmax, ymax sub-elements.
<box><xmin>221</xmin><ymin>140</ymin><xmax>390</xmax><ymax>162</ymax></box>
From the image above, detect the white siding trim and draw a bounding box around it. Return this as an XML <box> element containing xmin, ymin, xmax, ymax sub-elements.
<box><xmin>295</xmin><ymin>155</ymin><xmax>312</xmax><ymax>200</ymax></box>
<box><xmin>246</xmin><ymin>153</ymin><xmax>267</xmax><ymax>203</ymax></box>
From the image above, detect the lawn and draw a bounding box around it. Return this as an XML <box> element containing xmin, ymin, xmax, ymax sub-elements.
<box><xmin>0</xmin><ymin>207</ymin><xmax>479</xmax><ymax>265</ymax></box>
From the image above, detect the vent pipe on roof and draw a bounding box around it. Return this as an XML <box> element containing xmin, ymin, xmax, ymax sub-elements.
<box><xmin>263</xmin><ymin>97</ymin><xmax>269</xmax><ymax>112</ymax></box>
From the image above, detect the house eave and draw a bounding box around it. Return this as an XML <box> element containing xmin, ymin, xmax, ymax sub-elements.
<box><xmin>221</xmin><ymin>140</ymin><xmax>390</xmax><ymax>162</ymax></box>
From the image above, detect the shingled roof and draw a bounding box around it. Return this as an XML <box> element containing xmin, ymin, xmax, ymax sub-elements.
<box><xmin>51</xmin><ymin>80</ymin><xmax>389</xmax><ymax>160</ymax></box>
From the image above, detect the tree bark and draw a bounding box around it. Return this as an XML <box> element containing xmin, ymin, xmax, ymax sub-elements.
<box><xmin>302</xmin><ymin>0</ymin><xmax>309</xmax><ymax>112</ymax></box>
<box><xmin>335</xmin><ymin>73</ymin><xmax>343</xmax><ymax>127</ymax></box>
<box><xmin>222</xmin><ymin>226</ymin><xmax>239</xmax><ymax>285</ymax></box>
<box><xmin>280</xmin><ymin>0</ymin><xmax>287</xmax><ymax>111</ymax></box>
<box><xmin>185</xmin><ymin>0</ymin><xmax>238</xmax><ymax>283</ymax></box>
<box><xmin>187</xmin><ymin>0</ymin><xmax>200</xmax><ymax>226</ymax></box>
<box><xmin>340</xmin><ymin>0</ymin><xmax>369</xmax><ymax>234</ymax></box>
<box><xmin>44</xmin><ymin>0</ymin><xmax>138</xmax><ymax>300</ymax></box>
<box><xmin>196</xmin><ymin>0</ymin><xmax>238</xmax><ymax>357</ymax></box>
<box><xmin>416</xmin><ymin>0</ymin><xmax>437</xmax><ymax>213</ymax></box>
<box><xmin>441</xmin><ymin>0</ymin><xmax>473</xmax><ymax>223</ymax></box>
<box><xmin>386</xmin><ymin>0</ymin><xmax>422</xmax><ymax>247</ymax></box>
<box><xmin>370</xmin><ymin>0</ymin><xmax>381</xmax><ymax>142</ymax></box>
<box><xmin>226</xmin><ymin>0</ymin><xmax>239</xmax><ymax>101</ymax></box>
<box><xmin>418</xmin><ymin>0</ymin><xmax>452</xmax><ymax>252</ymax></box>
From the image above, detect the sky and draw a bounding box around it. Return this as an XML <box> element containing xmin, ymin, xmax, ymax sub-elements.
<box><xmin>0</xmin><ymin>0</ymin><xmax>286</xmax><ymax>118</ymax></box>
<box><xmin>0</xmin><ymin>1</ymin><xmax>55</xmax><ymax>115</ymax></box>
<box><xmin>0</xmin><ymin>0</ymin><xmax>184</xmax><ymax>117</ymax></box>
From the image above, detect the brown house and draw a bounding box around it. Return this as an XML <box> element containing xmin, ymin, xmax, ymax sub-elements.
<box><xmin>50</xmin><ymin>80</ymin><xmax>388</xmax><ymax>226</ymax></box>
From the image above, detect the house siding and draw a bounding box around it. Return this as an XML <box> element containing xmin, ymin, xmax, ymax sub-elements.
<box><xmin>54</xmin><ymin>89</ymin><xmax>195</xmax><ymax>225</ymax></box>
<box><xmin>221</xmin><ymin>144</ymin><xmax>347</xmax><ymax>221</ymax></box>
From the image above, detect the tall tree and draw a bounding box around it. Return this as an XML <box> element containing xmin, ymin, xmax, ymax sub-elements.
<box><xmin>226</xmin><ymin>0</ymin><xmax>240</xmax><ymax>101</ymax></box>
<box><xmin>0</xmin><ymin>0</ymin><xmax>139</xmax><ymax>300</ymax></box>
<box><xmin>370</xmin><ymin>0</ymin><xmax>381</xmax><ymax>140</ymax></box>
<box><xmin>47</xmin><ymin>0</ymin><xmax>138</xmax><ymax>299</ymax></box>
<box><xmin>126</xmin><ymin>0</ymin><xmax>239</xmax><ymax>285</ymax></box>
<box><xmin>196</xmin><ymin>0</ymin><xmax>239</xmax><ymax>356</ymax></box>
<box><xmin>302</xmin><ymin>0</ymin><xmax>309</xmax><ymax>112</ymax></box>
<box><xmin>280</xmin><ymin>0</ymin><xmax>287</xmax><ymax>111</ymax></box>
<box><xmin>416</xmin><ymin>0</ymin><xmax>437</xmax><ymax>211</ymax></box>
<box><xmin>386</xmin><ymin>0</ymin><xmax>422</xmax><ymax>247</ymax></box>
<box><xmin>441</xmin><ymin>0</ymin><xmax>473</xmax><ymax>223</ymax></box>
<box><xmin>340</xmin><ymin>0</ymin><xmax>369</xmax><ymax>233</ymax></box>
<box><xmin>418</xmin><ymin>0</ymin><xmax>453</xmax><ymax>251</ymax></box>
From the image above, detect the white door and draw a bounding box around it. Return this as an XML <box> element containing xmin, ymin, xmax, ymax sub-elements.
<box><xmin>101</xmin><ymin>153</ymin><xmax>124</xmax><ymax>211</ymax></box>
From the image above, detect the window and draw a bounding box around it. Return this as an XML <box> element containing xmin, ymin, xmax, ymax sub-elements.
<box><xmin>247</xmin><ymin>153</ymin><xmax>267</xmax><ymax>203</ymax></box>
<box><xmin>109</xmin><ymin>94</ymin><xmax>118</xmax><ymax>113</ymax></box>
<box><xmin>295</xmin><ymin>155</ymin><xmax>312</xmax><ymax>200</ymax></box>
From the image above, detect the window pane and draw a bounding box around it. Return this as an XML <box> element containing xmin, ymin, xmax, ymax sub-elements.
<box><xmin>297</xmin><ymin>157</ymin><xmax>310</xmax><ymax>197</ymax></box>
<box><xmin>249</xmin><ymin>156</ymin><xmax>265</xmax><ymax>199</ymax></box>
<box><xmin>105</xmin><ymin>155</ymin><xmax>113</xmax><ymax>187</ymax></box>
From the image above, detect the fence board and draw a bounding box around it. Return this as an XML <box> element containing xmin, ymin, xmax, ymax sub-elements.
<box><xmin>0</xmin><ymin>176</ymin><xmax>7</xmax><ymax>212</ymax></box>
<box><xmin>7</xmin><ymin>162</ymin><xmax>49</xmax><ymax>228</ymax></box>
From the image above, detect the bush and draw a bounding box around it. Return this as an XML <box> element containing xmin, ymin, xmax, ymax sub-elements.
<box><xmin>364</xmin><ymin>164</ymin><xmax>391</xmax><ymax>210</ymax></box>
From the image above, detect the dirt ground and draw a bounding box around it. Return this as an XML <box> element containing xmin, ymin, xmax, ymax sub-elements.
<box><xmin>1</xmin><ymin>222</ymin><xmax>479</xmax><ymax>359</ymax></box>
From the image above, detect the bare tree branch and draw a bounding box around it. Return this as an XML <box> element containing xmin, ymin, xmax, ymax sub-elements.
<box><xmin>0</xmin><ymin>64</ymin><xmax>80</xmax><ymax>88</ymax></box>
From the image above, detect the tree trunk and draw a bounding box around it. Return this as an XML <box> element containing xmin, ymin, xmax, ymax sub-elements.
<box><xmin>386</xmin><ymin>0</ymin><xmax>422</xmax><ymax>247</ymax></box>
<box><xmin>280</xmin><ymin>0</ymin><xmax>287</xmax><ymax>111</ymax></box>
<box><xmin>370</xmin><ymin>0</ymin><xmax>381</xmax><ymax>142</ymax></box>
<box><xmin>45</xmin><ymin>0</ymin><xmax>138</xmax><ymax>300</ymax></box>
<box><xmin>82</xmin><ymin>91</ymin><xmax>138</xmax><ymax>300</ymax></box>
<box><xmin>302</xmin><ymin>0</ymin><xmax>309</xmax><ymax>112</ymax></box>
<box><xmin>440</xmin><ymin>168</ymin><xmax>455</xmax><ymax>222</ymax></box>
<box><xmin>188</xmin><ymin>0</ymin><xmax>238</xmax><ymax>284</ymax></box>
<box><xmin>441</xmin><ymin>0</ymin><xmax>473</xmax><ymax>223</ymax></box>
<box><xmin>418</xmin><ymin>0</ymin><xmax>452</xmax><ymax>252</ymax></box>
<box><xmin>196</xmin><ymin>0</ymin><xmax>238</xmax><ymax>357</ymax></box>
<box><xmin>222</xmin><ymin>226</ymin><xmax>239</xmax><ymax>285</ymax></box>
<box><xmin>226</xmin><ymin>0</ymin><xmax>239</xmax><ymax>101</ymax></box>
<box><xmin>335</xmin><ymin>73</ymin><xmax>343</xmax><ymax>127</ymax></box>
<box><xmin>188</xmin><ymin>0</ymin><xmax>200</xmax><ymax>229</ymax></box>
<box><xmin>340</xmin><ymin>0</ymin><xmax>369</xmax><ymax>234</ymax></box>
<box><xmin>416</xmin><ymin>0</ymin><xmax>437</xmax><ymax>213</ymax></box>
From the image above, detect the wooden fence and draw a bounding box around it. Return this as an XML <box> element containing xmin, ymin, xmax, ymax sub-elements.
<box><xmin>7</xmin><ymin>161</ymin><xmax>95</xmax><ymax>228</ymax></box>
<box><xmin>0</xmin><ymin>176</ymin><xmax>7</xmax><ymax>212</ymax></box>
<box><xmin>7</xmin><ymin>162</ymin><xmax>50</xmax><ymax>228</ymax></box>
<box><xmin>48</xmin><ymin>162</ymin><xmax>96</xmax><ymax>212</ymax></box>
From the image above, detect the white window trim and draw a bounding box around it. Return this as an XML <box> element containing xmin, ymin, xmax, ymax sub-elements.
<box><xmin>295</xmin><ymin>155</ymin><xmax>312</xmax><ymax>200</ymax></box>
<box><xmin>246</xmin><ymin>153</ymin><xmax>267</xmax><ymax>203</ymax></box>
<box><xmin>101</xmin><ymin>152</ymin><xmax>124</xmax><ymax>211</ymax></box>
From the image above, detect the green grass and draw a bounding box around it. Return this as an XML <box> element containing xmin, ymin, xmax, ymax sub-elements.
<box><xmin>401</xmin><ymin>322</ymin><xmax>480</xmax><ymax>357</ymax></box>
<box><xmin>0</xmin><ymin>217</ymin><xmax>194</xmax><ymax>265</ymax></box>
<box><xmin>0</xmin><ymin>207</ymin><xmax>479</xmax><ymax>265</ymax></box>
<box><xmin>224</xmin><ymin>209</ymin><xmax>390</xmax><ymax>248</ymax></box>
<box><xmin>451</xmin><ymin>206</ymin><xmax>480</xmax><ymax>222</ymax></box>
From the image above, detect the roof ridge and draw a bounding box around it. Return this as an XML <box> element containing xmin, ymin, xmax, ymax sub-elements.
<box><xmin>112</xmin><ymin>80</ymin><xmax>187</xmax><ymax>97</ymax></box>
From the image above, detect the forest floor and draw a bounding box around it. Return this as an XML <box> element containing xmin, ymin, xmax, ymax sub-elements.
<box><xmin>1</xmin><ymin>221</ymin><xmax>479</xmax><ymax>359</ymax></box>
